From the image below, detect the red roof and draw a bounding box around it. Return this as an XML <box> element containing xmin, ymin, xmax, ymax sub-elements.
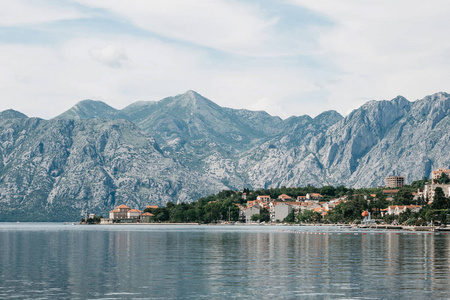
<box><xmin>116</xmin><ymin>204</ymin><xmax>130</xmax><ymax>209</ymax></box>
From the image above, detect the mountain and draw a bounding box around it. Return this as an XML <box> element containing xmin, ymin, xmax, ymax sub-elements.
<box><xmin>239</xmin><ymin>92</ymin><xmax>450</xmax><ymax>188</ymax></box>
<box><xmin>1</xmin><ymin>90</ymin><xmax>449</xmax><ymax>221</ymax></box>
<box><xmin>0</xmin><ymin>117</ymin><xmax>225</xmax><ymax>221</ymax></box>
<box><xmin>56</xmin><ymin>100</ymin><xmax>126</xmax><ymax>120</ymax></box>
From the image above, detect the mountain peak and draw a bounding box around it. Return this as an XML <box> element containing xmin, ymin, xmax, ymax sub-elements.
<box><xmin>0</xmin><ymin>109</ymin><xmax>28</xmax><ymax>119</ymax></box>
<box><xmin>56</xmin><ymin>99</ymin><xmax>122</xmax><ymax>120</ymax></box>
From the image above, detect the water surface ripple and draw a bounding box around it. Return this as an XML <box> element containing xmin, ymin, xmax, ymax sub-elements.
<box><xmin>0</xmin><ymin>224</ymin><xmax>449</xmax><ymax>299</ymax></box>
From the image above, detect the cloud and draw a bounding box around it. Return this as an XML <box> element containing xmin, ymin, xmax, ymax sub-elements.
<box><xmin>73</xmin><ymin>0</ymin><xmax>289</xmax><ymax>57</ymax></box>
<box><xmin>1</xmin><ymin>1</ymin><xmax>449</xmax><ymax>120</ymax></box>
<box><xmin>89</xmin><ymin>45</ymin><xmax>128</xmax><ymax>68</ymax></box>
<box><xmin>0</xmin><ymin>0</ymin><xmax>85</xmax><ymax>26</ymax></box>
<box><xmin>289</xmin><ymin>0</ymin><xmax>450</xmax><ymax>113</ymax></box>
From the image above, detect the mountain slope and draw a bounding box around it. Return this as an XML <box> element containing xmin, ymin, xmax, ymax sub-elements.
<box><xmin>0</xmin><ymin>117</ymin><xmax>225</xmax><ymax>221</ymax></box>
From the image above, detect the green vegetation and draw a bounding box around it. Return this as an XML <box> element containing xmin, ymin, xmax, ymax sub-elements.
<box><xmin>139</xmin><ymin>180</ymin><xmax>450</xmax><ymax>226</ymax></box>
<box><xmin>81</xmin><ymin>215</ymin><xmax>103</xmax><ymax>224</ymax></box>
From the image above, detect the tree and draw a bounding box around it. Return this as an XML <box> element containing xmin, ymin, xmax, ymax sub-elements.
<box><xmin>284</xmin><ymin>211</ymin><xmax>296</xmax><ymax>223</ymax></box>
<box><xmin>260</xmin><ymin>208</ymin><xmax>270</xmax><ymax>222</ymax></box>
<box><xmin>431</xmin><ymin>187</ymin><xmax>449</xmax><ymax>209</ymax></box>
<box><xmin>251</xmin><ymin>214</ymin><xmax>260</xmax><ymax>222</ymax></box>
<box><xmin>438</xmin><ymin>173</ymin><xmax>450</xmax><ymax>184</ymax></box>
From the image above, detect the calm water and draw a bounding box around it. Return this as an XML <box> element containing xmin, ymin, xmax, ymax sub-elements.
<box><xmin>0</xmin><ymin>224</ymin><xmax>449</xmax><ymax>299</ymax></box>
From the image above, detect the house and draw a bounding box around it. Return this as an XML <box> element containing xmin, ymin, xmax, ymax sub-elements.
<box><xmin>256</xmin><ymin>195</ymin><xmax>271</xmax><ymax>202</ymax></box>
<box><xmin>297</xmin><ymin>196</ymin><xmax>307</xmax><ymax>202</ymax></box>
<box><xmin>245</xmin><ymin>204</ymin><xmax>261</xmax><ymax>223</ymax></box>
<box><xmin>386</xmin><ymin>205</ymin><xmax>421</xmax><ymax>216</ymax></box>
<box><xmin>301</xmin><ymin>201</ymin><xmax>322</xmax><ymax>211</ymax></box>
<box><xmin>306</xmin><ymin>193</ymin><xmax>323</xmax><ymax>200</ymax></box>
<box><xmin>278</xmin><ymin>194</ymin><xmax>292</xmax><ymax>201</ymax></box>
<box><xmin>141</xmin><ymin>212</ymin><xmax>154</xmax><ymax>223</ymax></box>
<box><xmin>127</xmin><ymin>209</ymin><xmax>142</xmax><ymax>219</ymax></box>
<box><xmin>273</xmin><ymin>203</ymin><xmax>293</xmax><ymax>222</ymax></box>
<box><xmin>109</xmin><ymin>204</ymin><xmax>130</xmax><ymax>220</ymax></box>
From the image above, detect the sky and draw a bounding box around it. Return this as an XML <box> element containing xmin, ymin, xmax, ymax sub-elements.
<box><xmin>0</xmin><ymin>0</ymin><xmax>449</xmax><ymax>119</ymax></box>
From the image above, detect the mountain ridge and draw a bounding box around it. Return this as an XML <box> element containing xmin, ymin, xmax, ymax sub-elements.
<box><xmin>0</xmin><ymin>91</ymin><xmax>449</xmax><ymax>221</ymax></box>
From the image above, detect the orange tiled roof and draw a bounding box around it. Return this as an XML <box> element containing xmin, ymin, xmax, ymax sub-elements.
<box><xmin>116</xmin><ymin>204</ymin><xmax>131</xmax><ymax>209</ymax></box>
<box><xmin>141</xmin><ymin>212</ymin><xmax>154</xmax><ymax>216</ymax></box>
<box><xmin>146</xmin><ymin>205</ymin><xmax>159</xmax><ymax>209</ymax></box>
<box><xmin>278</xmin><ymin>194</ymin><xmax>292</xmax><ymax>198</ymax></box>
<box><xmin>128</xmin><ymin>209</ymin><xmax>142</xmax><ymax>213</ymax></box>
<box><xmin>110</xmin><ymin>209</ymin><xmax>120</xmax><ymax>213</ymax></box>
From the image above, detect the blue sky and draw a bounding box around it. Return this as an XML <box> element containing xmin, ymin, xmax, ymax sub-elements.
<box><xmin>0</xmin><ymin>0</ymin><xmax>449</xmax><ymax>119</ymax></box>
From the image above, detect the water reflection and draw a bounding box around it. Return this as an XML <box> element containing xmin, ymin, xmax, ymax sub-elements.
<box><xmin>0</xmin><ymin>224</ymin><xmax>449</xmax><ymax>299</ymax></box>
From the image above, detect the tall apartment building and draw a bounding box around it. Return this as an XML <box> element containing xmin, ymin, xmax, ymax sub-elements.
<box><xmin>385</xmin><ymin>176</ymin><xmax>405</xmax><ymax>188</ymax></box>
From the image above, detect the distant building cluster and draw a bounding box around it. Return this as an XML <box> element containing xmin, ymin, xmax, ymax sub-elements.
<box><xmin>93</xmin><ymin>167</ymin><xmax>450</xmax><ymax>225</ymax></box>
<box><xmin>100</xmin><ymin>204</ymin><xmax>157</xmax><ymax>224</ymax></box>
<box><xmin>239</xmin><ymin>193</ymin><xmax>348</xmax><ymax>223</ymax></box>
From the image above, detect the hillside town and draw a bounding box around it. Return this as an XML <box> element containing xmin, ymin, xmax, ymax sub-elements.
<box><xmin>89</xmin><ymin>167</ymin><xmax>450</xmax><ymax>226</ymax></box>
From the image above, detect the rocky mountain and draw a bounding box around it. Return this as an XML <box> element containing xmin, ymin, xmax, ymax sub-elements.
<box><xmin>0</xmin><ymin>115</ymin><xmax>225</xmax><ymax>221</ymax></box>
<box><xmin>1</xmin><ymin>91</ymin><xmax>449</xmax><ymax>221</ymax></box>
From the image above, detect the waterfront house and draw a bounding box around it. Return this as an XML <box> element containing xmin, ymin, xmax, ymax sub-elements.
<box><xmin>386</xmin><ymin>205</ymin><xmax>421</xmax><ymax>216</ymax></box>
<box><xmin>109</xmin><ymin>204</ymin><xmax>131</xmax><ymax>220</ymax></box>
<box><xmin>245</xmin><ymin>204</ymin><xmax>261</xmax><ymax>223</ymax></box>
<box><xmin>127</xmin><ymin>209</ymin><xmax>142</xmax><ymax>219</ymax></box>
<box><xmin>140</xmin><ymin>212</ymin><xmax>154</xmax><ymax>223</ymax></box>
<box><xmin>273</xmin><ymin>202</ymin><xmax>293</xmax><ymax>222</ymax></box>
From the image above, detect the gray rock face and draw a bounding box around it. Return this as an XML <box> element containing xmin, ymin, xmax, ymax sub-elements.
<box><xmin>1</xmin><ymin>90</ymin><xmax>449</xmax><ymax>221</ymax></box>
<box><xmin>0</xmin><ymin>117</ymin><xmax>225</xmax><ymax>221</ymax></box>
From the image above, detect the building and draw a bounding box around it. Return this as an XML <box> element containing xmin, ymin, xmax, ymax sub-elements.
<box><xmin>306</xmin><ymin>193</ymin><xmax>323</xmax><ymax>200</ymax></box>
<box><xmin>127</xmin><ymin>209</ymin><xmax>142</xmax><ymax>219</ymax></box>
<box><xmin>256</xmin><ymin>195</ymin><xmax>271</xmax><ymax>202</ymax></box>
<box><xmin>273</xmin><ymin>203</ymin><xmax>293</xmax><ymax>222</ymax></box>
<box><xmin>277</xmin><ymin>194</ymin><xmax>292</xmax><ymax>201</ymax></box>
<box><xmin>245</xmin><ymin>204</ymin><xmax>261</xmax><ymax>223</ymax></box>
<box><xmin>385</xmin><ymin>176</ymin><xmax>405</xmax><ymax>188</ymax></box>
<box><xmin>432</xmin><ymin>168</ymin><xmax>450</xmax><ymax>180</ymax></box>
<box><xmin>109</xmin><ymin>204</ymin><xmax>131</xmax><ymax>220</ymax></box>
<box><xmin>140</xmin><ymin>212</ymin><xmax>154</xmax><ymax>223</ymax></box>
<box><xmin>297</xmin><ymin>196</ymin><xmax>307</xmax><ymax>202</ymax></box>
<box><xmin>423</xmin><ymin>183</ymin><xmax>450</xmax><ymax>201</ymax></box>
<box><xmin>386</xmin><ymin>205</ymin><xmax>421</xmax><ymax>215</ymax></box>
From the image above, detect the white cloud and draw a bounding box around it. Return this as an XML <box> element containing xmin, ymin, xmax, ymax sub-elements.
<box><xmin>290</xmin><ymin>0</ymin><xmax>450</xmax><ymax>112</ymax></box>
<box><xmin>89</xmin><ymin>45</ymin><xmax>128</xmax><ymax>68</ymax></box>
<box><xmin>1</xmin><ymin>1</ymin><xmax>449</xmax><ymax>120</ymax></box>
<box><xmin>73</xmin><ymin>0</ymin><xmax>279</xmax><ymax>57</ymax></box>
<box><xmin>0</xmin><ymin>0</ymin><xmax>85</xmax><ymax>26</ymax></box>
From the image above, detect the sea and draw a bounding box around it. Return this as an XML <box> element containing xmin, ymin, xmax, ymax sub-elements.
<box><xmin>0</xmin><ymin>223</ymin><xmax>449</xmax><ymax>299</ymax></box>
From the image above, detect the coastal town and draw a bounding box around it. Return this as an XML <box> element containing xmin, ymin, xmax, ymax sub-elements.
<box><xmin>87</xmin><ymin>167</ymin><xmax>450</xmax><ymax>227</ymax></box>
